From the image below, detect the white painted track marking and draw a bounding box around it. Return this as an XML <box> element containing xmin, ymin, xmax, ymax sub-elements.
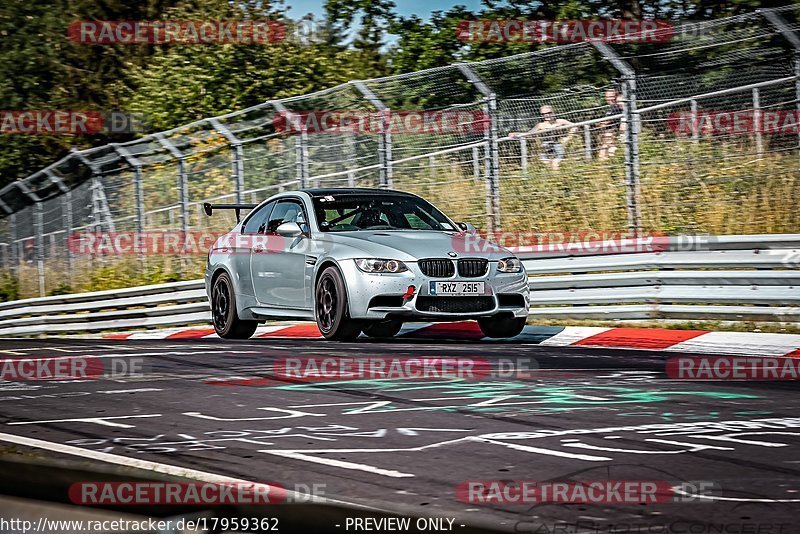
<box><xmin>0</xmin><ymin>431</ymin><xmax>378</xmax><ymax>509</ymax></box>
<box><xmin>538</xmin><ymin>327</ymin><xmax>611</xmax><ymax>346</ymax></box>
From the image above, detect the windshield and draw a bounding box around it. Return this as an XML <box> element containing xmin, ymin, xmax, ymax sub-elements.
<box><xmin>313</xmin><ymin>194</ymin><xmax>457</xmax><ymax>232</ymax></box>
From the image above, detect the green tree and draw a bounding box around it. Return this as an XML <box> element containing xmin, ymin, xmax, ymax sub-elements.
<box><xmin>324</xmin><ymin>0</ymin><xmax>395</xmax><ymax>78</ymax></box>
<box><xmin>0</xmin><ymin>0</ymin><xmax>181</xmax><ymax>187</ymax></box>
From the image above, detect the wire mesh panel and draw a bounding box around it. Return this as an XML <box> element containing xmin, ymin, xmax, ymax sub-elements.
<box><xmin>391</xmin><ymin>143</ymin><xmax>488</xmax><ymax>226</ymax></box>
<box><xmin>12</xmin><ymin>205</ymin><xmax>35</xmax><ymax>294</ymax></box>
<box><xmin>608</xmin><ymin>9</ymin><xmax>800</xmax><ymax>235</ymax></box>
<box><xmin>241</xmin><ymin>136</ymin><xmax>297</xmax><ymax>192</ymax></box>
<box><xmin>612</xmin><ymin>12</ymin><xmax>794</xmax><ymax>106</ymax></box>
<box><xmin>96</xmin><ymin>170</ymin><xmax>137</xmax><ymax>232</ymax></box>
<box><xmin>281</xmin><ymin>84</ymin><xmax>377</xmax><ymax>187</ymax></box>
<box><xmin>637</xmin><ymin>78</ymin><xmax>800</xmax><ymax>234</ymax></box>
<box><xmin>472</xmin><ymin>44</ymin><xmax>629</xmax><ymax>232</ymax></box>
<box><xmin>2</xmin><ymin>9</ymin><xmax>799</xmax><ymax>297</ymax></box>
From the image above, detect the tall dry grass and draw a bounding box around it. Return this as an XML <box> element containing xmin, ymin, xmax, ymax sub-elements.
<box><xmin>6</xmin><ymin>136</ymin><xmax>799</xmax><ymax>299</ymax></box>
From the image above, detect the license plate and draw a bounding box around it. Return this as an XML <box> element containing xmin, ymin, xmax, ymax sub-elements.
<box><xmin>430</xmin><ymin>281</ymin><xmax>485</xmax><ymax>296</ymax></box>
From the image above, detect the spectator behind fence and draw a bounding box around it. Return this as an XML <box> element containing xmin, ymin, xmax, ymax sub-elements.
<box><xmin>510</xmin><ymin>105</ymin><xmax>577</xmax><ymax>171</ymax></box>
<box><xmin>23</xmin><ymin>238</ymin><xmax>34</xmax><ymax>263</ymax></box>
<box><xmin>597</xmin><ymin>88</ymin><xmax>626</xmax><ymax>161</ymax></box>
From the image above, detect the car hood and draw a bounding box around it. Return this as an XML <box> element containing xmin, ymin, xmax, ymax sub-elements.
<box><xmin>322</xmin><ymin>230</ymin><xmax>512</xmax><ymax>261</ymax></box>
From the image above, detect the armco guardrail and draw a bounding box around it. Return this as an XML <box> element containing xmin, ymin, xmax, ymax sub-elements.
<box><xmin>0</xmin><ymin>279</ymin><xmax>209</xmax><ymax>336</ymax></box>
<box><xmin>519</xmin><ymin>234</ymin><xmax>800</xmax><ymax>322</ymax></box>
<box><xmin>0</xmin><ymin>234</ymin><xmax>797</xmax><ymax>336</ymax></box>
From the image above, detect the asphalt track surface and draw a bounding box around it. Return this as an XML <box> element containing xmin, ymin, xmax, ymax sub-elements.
<box><xmin>1</xmin><ymin>335</ymin><xmax>799</xmax><ymax>533</ymax></box>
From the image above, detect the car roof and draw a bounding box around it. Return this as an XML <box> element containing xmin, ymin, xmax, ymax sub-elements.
<box><xmin>300</xmin><ymin>188</ymin><xmax>418</xmax><ymax>198</ymax></box>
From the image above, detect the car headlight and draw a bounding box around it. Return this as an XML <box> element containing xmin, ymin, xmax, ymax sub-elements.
<box><xmin>497</xmin><ymin>257</ymin><xmax>522</xmax><ymax>273</ymax></box>
<box><xmin>355</xmin><ymin>258</ymin><xmax>409</xmax><ymax>273</ymax></box>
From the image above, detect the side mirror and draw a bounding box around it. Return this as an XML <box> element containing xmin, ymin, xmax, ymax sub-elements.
<box><xmin>457</xmin><ymin>222</ymin><xmax>477</xmax><ymax>234</ymax></box>
<box><xmin>276</xmin><ymin>222</ymin><xmax>304</xmax><ymax>237</ymax></box>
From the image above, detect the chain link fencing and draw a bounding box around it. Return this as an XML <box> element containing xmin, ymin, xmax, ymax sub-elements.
<box><xmin>1</xmin><ymin>6</ymin><xmax>799</xmax><ymax>297</ymax></box>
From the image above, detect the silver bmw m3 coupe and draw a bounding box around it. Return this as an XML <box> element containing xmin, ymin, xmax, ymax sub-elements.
<box><xmin>204</xmin><ymin>188</ymin><xmax>529</xmax><ymax>340</ymax></box>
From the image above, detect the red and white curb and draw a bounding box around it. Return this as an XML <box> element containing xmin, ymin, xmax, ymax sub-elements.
<box><xmin>99</xmin><ymin>322</ymin><xmax>800</xmax><ymax>357</ymax></box>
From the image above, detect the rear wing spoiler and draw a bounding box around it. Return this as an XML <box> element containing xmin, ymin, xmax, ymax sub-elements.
<box><xmin>203</xmin><ymin>202</ymin><xmax>258</xmax><ymax>223</ymax></box>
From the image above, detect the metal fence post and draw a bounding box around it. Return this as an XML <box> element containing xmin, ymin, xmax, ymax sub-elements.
<box><xmin>346</xmin><ymin>133</ymin><xmax>357</xmax><ymax>187</ymax></box>
<box><xmin>353</xmin><ymin>81</ymin><xmax>393</xmax><ymax>189</ymax></box>
<box><xmin>752</xmin><ymin>88</ymin><xmax>763</xmax><ymax>156</ymax></box>
<box><xmin>63</xmin><ymin>190</ymin><xmax>73</xmax><ymax>283</ymax></box>
<box><xmin>520</xmin><ymin>138</ymin><xmax>528</xmax><ymax>173</ymax></box>
<box><xmin>472</xmin><ymin>146</ymin><xmax>481</xmax><ymax>181</ymax></box>
<box><xmin>34</xmin><ymin>203</ymin><xmax>44</xmax><ymax>296</ymax></box>
<box><xmin>16</xmin><ymin>181</ymin><xmax>45</xmax><ymax>295</ymax></box>
<box><xmin>134</xmin><ymin>166</ymin><xmax>144</xmax><ymax>234</ymax></box>
<box><xmin>208</xmin><ymin>118</ymin><xmax>245</xmax><ymax>203</ymax></box>
<box><xmin>591</xmin><ymin>42</ymin><xmax>641</xmax><ymax>235</ymax></box>
<box><xmin>622</xmin><ymin>75</ymin><xmax>642</xmax><ymax>234</ymax></box>
<box><xmin>790</xmin><ymin>52</ymin><xmax>800</xmax><ymax>155</ymax></box>
<box><xmin>178</xmin><ymin>160</ymin><xmax>188</xmax><ymax>233</ymax></box>
<box><xmin>486</xmin><ymin>94</ymin><xmax>501</xmax><ymax>231</ymax></box>
<box><xmin>90</xmin><ymin>177</ymin><xmax>102</xmax><ymax>234</ymax></box>
<box><xmin>690</xmin><ymin>99</ymin><xmax>699</xmax><ymax>143</ymax></box>
<box><xmin>297</xmin><ymin>131</ymin><xmax>309</xmax><ymax>188</ymax></box>
<box><xmin>381</xmin><ymin>119</ymin><xmax>393</xmax><ymax>189</ymax></box>
<box><xmin>583</xmin><ymin>124</ymin><xmax>592</xmax><ymax>161</ymax></box>
<box><xmin>761</xmin><ymin>9</ymin><xmax>800</xmax><ymax>156</ymax></box>
<box><xmin>457</xmin><ymin>63</ymin><xmax>500</xmax><ymax>231</ymax></box>
<box><xmin>8</xmin><ymin>213</ymin><xmax>16</xmax><ymax>275</ymax></box>
<box><xmin>233</xmin><ymin>144</ymin><xmax>245</xmax><ymax>199</ymax></box>
<box><xmin>796</xmin><ymin>52</ymin><xmax>800</xmax><ymax>156</ymax></box>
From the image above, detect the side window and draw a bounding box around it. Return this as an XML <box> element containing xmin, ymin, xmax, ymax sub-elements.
<box><xmin>242</xmin><ymin>201</ymin><xmax>275</xmax><ymax>234</ymax></box>
<box><xmin>266</xmin><ymin>200</ymin><xmax>305</xmax><ymax>234</ymax></box>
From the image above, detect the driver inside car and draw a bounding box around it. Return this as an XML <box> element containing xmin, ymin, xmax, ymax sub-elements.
<box><xmin>356</xmin><ymin>206</ymin><xmax>385</xmax><ymax>228</ymax></box>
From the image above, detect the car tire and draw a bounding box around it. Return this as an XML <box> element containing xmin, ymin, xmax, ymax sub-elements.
<box><xmin>478</xmin><ymin>316</ymin><xmax>526</xmax><ymax>339</ymax></box>
<box><xmin>212</xmin><ymin>272</ymin><xmax>258</xmax><ymax>339</ymax></box>
<box><xmin>362</xmin><ymin>319</ymin><xmax>403</xmax><ymax>339</ymax></box>
<box><xmin>315</xmin><ymin>266</ymin><xmax>362</xmax><ymax>341</ymax></box>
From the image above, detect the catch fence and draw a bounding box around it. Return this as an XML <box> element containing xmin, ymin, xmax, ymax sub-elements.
<box><xmin>2</xmin><ymin>7</ymin><xmax>799</xmax><ymax>297</ymax></box>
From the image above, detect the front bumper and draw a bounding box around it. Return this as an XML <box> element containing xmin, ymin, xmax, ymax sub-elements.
<box><xmin>340</xmin><ymin>259</ymin><xmax>530</xmax><ymax>320</ymax></box>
